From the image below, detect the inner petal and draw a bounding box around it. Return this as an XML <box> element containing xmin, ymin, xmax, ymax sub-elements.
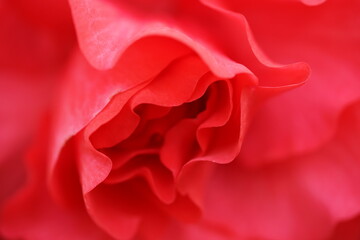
<box><xmin>104</xmin><ymin>154</ymin><xmax>176</xmax><ymax>204</ymax></box>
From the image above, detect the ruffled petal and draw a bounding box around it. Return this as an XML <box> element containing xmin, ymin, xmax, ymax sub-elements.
<box><xmin>49</xmin><ymin>38</ymin><xmax>189</xmax><ymax>190</ymax></box>
<box><xmin>212</xmin><ymin>0</ymin><xmax>360</xmax><ymax>165</ymax></box>
<box><xmin>69</xmin><ymin>0</ymin><xmax>308</xmax><ymax>91</ymax></box>
<box><xmin>104</xmin><ymin>154</ymin><xmax>176</xmax><ymax>203</ymax></box>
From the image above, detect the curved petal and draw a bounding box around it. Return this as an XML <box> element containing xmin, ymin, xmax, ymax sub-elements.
<box><xmin>104</xmin><ymin>154</ymin><xmax>176</xmax><ymax>204</ymax></box>
<box><xmin>90</xmin><ymin>54</ymin><xmax>209</xmax><ymax>148</ymax></box>
<box><xmin>131</xmin><ymin>55</ymin><xmax>209</xmax><ymax>107</ymax></box>
<box><xmin>49</xmin><ymin>37</ymin><xmax>189</xmax><ymax>192</ymax></box>
<box><xmin>200</xmin><ymin>101</ymin><xmax>360</xmax><ymax>240</ymax></box>
<box><xmin>83</xmin><ymin>183</ymin><xmax>141</xmax><ymax>239</ymax></box>
<box><xmin>69</xmin><ymin>0</ymin><xmax>308</xmax><ymax>92</ymax></box>
<box><xmin>161</xmin><ymin>119</ymin><xmax>200</xmax><ymax>176</ymax></box>
<box><xmin>214</xmin><ymin>0</ymin><xmax>360</xmax><ymax>165</ymax></box>
<box><xmin>0</xmin><ymin>125</ymin><xmax>111</xmax><ymax>240</ymax></box>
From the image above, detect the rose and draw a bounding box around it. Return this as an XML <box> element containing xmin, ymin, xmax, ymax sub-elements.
<box><xmin>1</xmin><ymin>0</ymin><xmax>308</xmax><ymax>238</ymax></box>
<box><xmin>1</xmin><ymin>1</ymin><xmax>359</xmax><ymax>240</ymax></box>
<box><xmin>2</xmin><ymin>0</ymin><xmax>309</xmax><ymax>238</ymax></box>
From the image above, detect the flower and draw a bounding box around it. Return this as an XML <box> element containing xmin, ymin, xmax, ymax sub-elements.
<box><xmin>1</xmin><ymin>0</ymin><xmax>359</xmax><ymax>240</ymax></box>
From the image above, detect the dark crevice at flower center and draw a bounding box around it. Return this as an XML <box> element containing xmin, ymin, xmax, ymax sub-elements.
<box><xmin>92</xmin><ymin>78</ymin><xmax>234</xmax><ymax>223</ymax></box>
<box><xmin>149</xmin><ymin>133</ymin><xmax>164</xmax><ymax>148</ymax></box>
<box><xmin>105</xmin><ymin>88</ymin><xmax>210</xmax><ymax>153</ymax></box>
<box><xmin>97</xmin><ymin>82</ymin><xmax>218</xmax><ymax>207</ymax></box>
<box><xmin>181</xmin><ymin>90</ymin><xmax>209</xmax><ymax>119</ymax></box>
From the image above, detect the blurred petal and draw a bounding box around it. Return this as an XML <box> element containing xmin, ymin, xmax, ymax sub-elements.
<box><xmin>0</xmin><ymin>124</ymin><xmax>111</xmax><ymax>240</ymax></box>
<box><xmin>0</xmin><ymin>0</ymin><xmax>75</xmax><ymax>206</ymax></box>
<box><xmin>201</xmin><ymin>102</ymin><xmax>360</xmax><ymax>240</ymax></box>
<box><xmin>330</xmin><ymin>215</ymin><xmax>360</xmax><ymax>240</ymax></box>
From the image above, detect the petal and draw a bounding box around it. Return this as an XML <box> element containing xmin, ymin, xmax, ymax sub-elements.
<box><xmin>161</xmin><ymin>119</ymin><xmax>200</xmax><ymax>176</ymax></box>
<box><xmin>202</xmin><ymin>163</ymin><xmax>332</xmax><ymax>240</ymax></box>
<box><xmin>91</xmin><ymin>54</ymin><xmax>210</xmax><ymax>149</ymax></box>
<box><xmin>293</xmin><ymin>102</ymin><xmax>360</xmax><ymax>220</ymax></box>
<box><xmin>70</xmin><ymin>0</ymin><xmax>307</xmax><ymax>92</ymax></box>
<box><xmin>83</xmin><ymin>182</ymin><xmax>141</xmax><ymax>239</ymax></box>
<box><xmin>217</xmin><ymin>0</ymin><xmax>360</xmax><ymax>165</ymax></box>
<box><xmin>131</xmin><ymin>55</ymin><xmax>209</xmax><ymax>107</ymax></box>
<box><xmin>0</xmin><ymin>125</ymin><xmax>110</xmax><ymax>240</ymax></box>
<box><xmin>196</xmin><ymin>80</ymin><xmax>233</xmax><ymax>152</ymax></box>
<box><xmin>330</xmin><ymin>215</ymin><xmax>360</xmax><ymax>240</ymax></box>
<box><xmin>49</xmin><ymin>37</ymin><xmax>188</xmax><ymax>189</ymax></box>
<box><xmin>200</xmin><ymin>101</ymin><xmax>360</xmax><ymax>240</ymax></box>
<box><xmin>104</xmin><ymin>154</ymin><xmax>176</xmax><ymax>204</ymax></box>
<box><xmin>90</xmin><ymin>103</ymin><xmax>141</xmax><ymax>149</ymax></box>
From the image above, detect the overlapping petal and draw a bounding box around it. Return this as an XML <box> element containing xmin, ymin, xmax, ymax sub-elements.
<box><xmin>207</xmin><ymin>0</ymin><xmax>360</xmax><ymax>165</ymax></box>
<box><xmin>1</xmin><ymin>0</ymin><xmax>319</xmax><ymax>239</ymax></box>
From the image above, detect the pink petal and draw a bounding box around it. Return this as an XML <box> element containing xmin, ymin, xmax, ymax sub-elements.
<box><xmin>0</xmin><ymin>127</ymin><xmax>110</xmax><ymax>240</ymax></box>
<box><xmin>0</xmin><ymin>0</ymin><xmax>74</xmax><ymax>207</ymax></box>
<box><xmin>214</xmin><ymin>0</ymin><xmax>360</xmax><ymax>165</ymax></box>
<box><xmin>199</xmin><ymin>102</ymin><xmax>360</xmax><ymax>240</ymax></box>
<box><xmin>70</xmin><ymin>0</ymin><xmax>307</xmax><ymax>91</ymax></box>
<box><xmin>104</xmin><ymin>154</ymin><xmax>176</xmax><ymax>204</ymax></box>
<box><xmin>83</xmin><ymin>183</ymin><xmax>141</xmax><ymax>239</ymax></box>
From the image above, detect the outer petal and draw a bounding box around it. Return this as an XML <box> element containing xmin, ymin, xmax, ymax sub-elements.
<box><xmin>0</xmin><ymin>123</ymin><xmax>111</xmax><ymax>240</ymax></box>
<box><xmin>0</xmin><ymin>74</ymin><xmax>48</xmax><ymax>206</ymax></box>
<box><xmin>69</xmin><ymin>0</ymin><xmax>308</xmax><ymax>90</ymax></box>
<box><xmin>209</xmin><ymin>0</ymin><xmax>360</xmax><ymax>165</ymax></box>
<box><xmin>198</xmin><ymin>102</ymin><xmax>360</xmax><ymax>240</ymax></box>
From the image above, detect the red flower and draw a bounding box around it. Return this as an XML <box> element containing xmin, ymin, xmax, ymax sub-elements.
<box><xmin>1</xmin><ymin>0</ymin><xmax>359</xmax><ymax>239</ymax></box>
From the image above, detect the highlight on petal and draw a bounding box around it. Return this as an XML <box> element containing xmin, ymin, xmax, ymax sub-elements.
<box><xmin>69</xmin><ymin>0</ymin><xmax>309</xmax><ymax>89</ymax></box>
<box><xmin>301</xmin><ymin>0</ymin><xmax>327</xmax><ymax>6</ymax></box>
